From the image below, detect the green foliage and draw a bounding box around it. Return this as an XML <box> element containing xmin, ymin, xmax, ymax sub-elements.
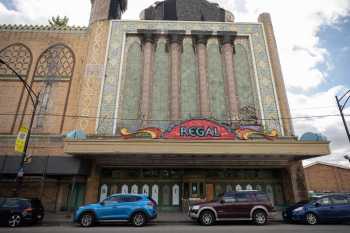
<box><xmin>49</xmin><ymin>16</ymin><xmax>69</xmax><ymax>27</ymax></box>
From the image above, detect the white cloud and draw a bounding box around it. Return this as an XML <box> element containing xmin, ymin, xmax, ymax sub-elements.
<box><xmin>0</xmin><ymin>0</ymin><xmax>90</xmax><ymax>26</ymax></box>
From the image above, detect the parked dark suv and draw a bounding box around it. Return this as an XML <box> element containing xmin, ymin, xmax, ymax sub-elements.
<box><xmin>189</xmin><ymin>191</ymin><xmax>274</xmax><ymax>226</ymax></box>
<box><xmin>0</xmin><ymin>197</ymin><xmax>44</xmax><ymax>227</ymax></box>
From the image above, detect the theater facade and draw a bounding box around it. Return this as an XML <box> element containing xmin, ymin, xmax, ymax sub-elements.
<box><xmin>0</xmin><ymin>0</ymin><xmax>330</xmax><ymax>212</ymax></box>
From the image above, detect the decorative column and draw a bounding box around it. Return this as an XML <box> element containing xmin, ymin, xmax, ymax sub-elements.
<box><xmin>220</xmin><ymin>34</ymin><xmax>240</xmax><ymax>126</ymax></box>
<box><xmin>194</xmin><ymin>35</ymin><xmax>210</xmax><ymax>116</ymax></box>
<box><xmin>282</xmin><ymin>161</ymin><xmax>309</xmax><ymax>204</ymax></box>
<box><xmin>140</xmin><ymin>33</ymin><xmax>155</xmax><ymax>127</ymax></box>
<box><xmin>169</xmin><ymin>34</ymin><xmax>183</xmax><ymax>121</ymax></box>
<box><xmin>258</xmin><ymin>13</ymin><xmax>294</xmax><ymax>136</ymax></box>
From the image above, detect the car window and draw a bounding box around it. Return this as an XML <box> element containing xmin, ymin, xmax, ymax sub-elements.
<box><xmin>104</xmin><ymin>196</ymin><xmax>122</xmax><ymax>204</ymax></box>
<box><xmin>235</xmin><ymin>193</ymin><xmax>249</xmax><ymax>202</ymax></box>
<box><xmin>0</xmin><ymin>198</ymin><xmax>5</xmax><ymax>207</ymax></box>
<box><xmin>223</xmin><ymin>196</ymin><xmax>236</xmax><ymax>203</ymax></box>
<box><xmin>2</xmin><ymin>198</ymin><xmax>21</xmax><ymax>208</ymax></box>
<box><xmin>123</xmin><ymin>196</ymin><xmax>142</xmax><ymax>202</ymax></box>
<box><xmin>256</xmin><ymin>193</ymin><xmax>269</xmax><ymax>202</ymax></box>
<box><xmin>332</xmin><ymin>196</ymin><xmax>348</xmax><ymax>205</ymax></box>
<box><xmin>319</xmin><ymin>197</ymin><xmax>332</xmax><ymax>205</ymax></box>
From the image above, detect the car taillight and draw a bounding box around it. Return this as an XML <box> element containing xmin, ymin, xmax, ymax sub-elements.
<box><xmin>24</xmin><ymin>208</ymin><xmax>33</xmax><ymax>212</ymax></box>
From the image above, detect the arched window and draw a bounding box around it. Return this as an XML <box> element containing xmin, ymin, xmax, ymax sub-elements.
<box><xmin>34</xmin><ymin>44</ymin><xmax>74</xmax><ymax>81</ymax></box>
<box><xmin>0</xmin><ymin>43</ymin><xmax>32</xmax><ymax>79</ymax></box>
<box><xmin>32</xmin><ymin>44</ymin><xmax>75</xmax><ymax>131</ymax></box>
<box><xmin>0</xmin><ymin>44</ymin><xmax>32</xmax><ymax>134</ymax></box>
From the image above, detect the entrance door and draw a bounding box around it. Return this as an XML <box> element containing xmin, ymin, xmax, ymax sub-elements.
<box><xmin>152</xmin><ymin>185</ymin><xmax>159</xmax><ymax>204</ymax></box>
<box><xmin>162</xmin><ymin>185</ymin><xmax>171</xmax><ymax>206</ymax></box>
<box><xmin>172</xmin><ymin>185</ymin><xmax>180</xmax><ymax>206</ymax></box>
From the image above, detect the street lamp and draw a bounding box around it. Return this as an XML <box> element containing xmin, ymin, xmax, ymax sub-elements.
<box><xmin>336</xmin><ymin>90</ymin><xmax>350</xmax><ymax>143</ymax></box>
<box><xmin>0</xmin><ymin>58</ymin><xmax>40</xmax><ymax>196</ymax></box>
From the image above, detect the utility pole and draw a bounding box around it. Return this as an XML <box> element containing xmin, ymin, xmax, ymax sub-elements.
<box><xmin>336</xmin><ymin>90</ymin><xmax>350</xmax><ymax>143</ymax></box>
<box><xmin>0</xmin><ymin>58</ymin><xmax>40</xmax><ymax>196</ymax></box>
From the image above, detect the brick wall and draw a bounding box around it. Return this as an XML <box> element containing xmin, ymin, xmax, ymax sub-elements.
<box><xmin>0</xmin><ymin>27</ymin><xmax>89</xmax><ymax>136</ymax></box>
<box><xmin>304</xmin><ymin>164</ymin><xmax>350</xmax><ymax>193</ymax></box>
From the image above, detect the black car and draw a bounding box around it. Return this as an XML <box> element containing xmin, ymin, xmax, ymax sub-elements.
<box><xmin>0</xmin><ymin>198</ymin><xmax>44</xmax><ymax>227</ymax></box>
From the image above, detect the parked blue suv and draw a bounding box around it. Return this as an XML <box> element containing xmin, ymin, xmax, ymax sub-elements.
<box><xmin>283</xmin><ymin>194</ymin><xmax>350</xmax><ymax>225</ymax></box>
<box><xmin>74</xmin><ymin>194</ymin><xmax>157</xmax><ymax>227</ymax></box>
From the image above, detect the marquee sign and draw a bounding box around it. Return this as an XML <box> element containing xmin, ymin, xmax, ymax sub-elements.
<box><xmin>163</xmin><ymin>119</ymin><xmax>235</xmax><ymax>140</ymax></box>
<box><xmin>119</xmin><ymin>119</ymin><xmax>278</xmax><ymax>140</ymax></box>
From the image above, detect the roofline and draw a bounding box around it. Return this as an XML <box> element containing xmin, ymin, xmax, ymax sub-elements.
<box><xmin>0</xmin><ymin>24</ymin><xmax>88</xmax><ymax>33</ymax></box>
<box><xmin>304</xmin><ymin>161</ymin><xmax>350</xmax><ymax>170</ymax></box>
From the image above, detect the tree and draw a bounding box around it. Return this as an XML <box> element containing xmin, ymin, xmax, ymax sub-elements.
<box><xmin>49</xmin><ymin>16</ymin><xmax>69</xmax><ymax>27</ymax></box>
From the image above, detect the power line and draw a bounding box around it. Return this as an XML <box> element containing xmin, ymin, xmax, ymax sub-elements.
<box><xmin>0</xmin><ymin>112</ymin><xmax>348</xmax><ymax>122</ymax></box>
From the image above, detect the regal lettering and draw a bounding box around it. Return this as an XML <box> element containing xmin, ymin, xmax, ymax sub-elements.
<box><xmin>180</xmin><ymin>127</ymin><xmax>220</xmax><ymax>137</ymax></box>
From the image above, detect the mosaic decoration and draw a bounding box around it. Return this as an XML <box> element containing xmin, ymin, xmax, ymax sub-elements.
<box><xmin>98</xmin><ymin>20</ymin><xmax>282</xmax><ymax>135</ymax></box>
<box><xmin>34</xmin><ymin>44</ymin><xmax>75</xmax><ymax>81</ymax></box>
<box><xmin>207</xmin><ymin>39</ymin><xmax>227</xmax><ymax>121</ymax></box>
<box><xmin>235</xmin><ymin>126</ymin><xmax>278</xmax><ymax>140</ymax></box>
<box><xmin>151</xmin><ymin>38</ymin><xmax>170</xmax><ymax>128</ymax></box>
<box><xmin>181</xmin><ymin>37</ymin><xmax>199</xmax><ymax>119</ymax></box>
<box><xmin>120</xmin><ymin>127</ymin><xmax>162</xmax><ymax>139</ymax></box>
<box><xmin>163</xmin><ymin>119</ymin><xmax>236</xmax><ymax>140</ymax></box>
<box><xmin>118</xmin><ymin>37</ymin><xmax>143</xmax><ymax>130</ymax></box>
<box><xmin>0</xmin><ymin>43</ymin><xmax>32</xmax><ymax>79</ymax></box>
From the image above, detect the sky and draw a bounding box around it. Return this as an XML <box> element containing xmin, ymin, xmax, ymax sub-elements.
<box><xmin>0</xmin><ymin>0</ymin><xmax>349</xmax><ymax>166</ymax></box>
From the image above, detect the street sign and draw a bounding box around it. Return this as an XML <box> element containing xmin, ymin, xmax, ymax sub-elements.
<box><xmin>15</xmin><ymin>127</ymin><xmax>28</xmax><ymax>153</ymax></box>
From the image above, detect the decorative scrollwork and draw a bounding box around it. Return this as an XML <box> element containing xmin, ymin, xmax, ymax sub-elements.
<box><xmin>0</xmin><ymin>43</ymin><xmax>32</xmax><ymax>78</ymax></box>
<box><xmin>239</xmin><ymin>105</ymin><xmax>259</xmax><ymax>125</ymax></box>
<box><xmin>34</xmin><ymin>44</ymin><xmax>75</xmax><ymax>80</ymax></box>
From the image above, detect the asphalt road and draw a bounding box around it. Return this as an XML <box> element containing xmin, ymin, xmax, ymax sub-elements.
<box><xmin>1</xmin><ymin>222</ymin><xmax>350</xmax><ymax>233</ymax></box>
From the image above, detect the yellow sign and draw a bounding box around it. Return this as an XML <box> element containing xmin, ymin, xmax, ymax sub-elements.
<box><xmin>15</xmin><ymin>127</ymin><xmax>28</xmax><ymax>153</ymax></box>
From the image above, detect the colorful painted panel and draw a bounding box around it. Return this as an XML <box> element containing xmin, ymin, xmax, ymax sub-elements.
<box><xmin>207</xmin><ymin>39</ymin><xmax>228</xmax><ymax>121</ymax></box>
<box><xmin>180</xmin><ymin>37</ymin><xmax>199</xmax><ymax>120</ymax></box>
<box><xmin>163</xmin><ymin>119</ymin><xmax>235</xmax><ymax>140</ymax></box>
<box><xmin>151</xmin><ymin>38</ymin><xmax>170</xmax><ymax>128</ymax></box>
<box><xmin>118</xmin><ymin>38</ymin><xmax>142</xmax><ymax>131</ymax></box>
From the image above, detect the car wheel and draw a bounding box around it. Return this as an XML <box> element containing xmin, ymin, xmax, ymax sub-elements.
<box><xmin>131</xmin><ymin>212</ymin><xmax>147</xmax><ymax>227</ymax></box>
<box><xmin>199</xmin><ymin>210</ymin><xmax>215</xmax><ymax>226</ymax></box>
<box><xmin>305</xmin><ymin>213</ymin><xmax>318</xmax><ymax>225</ymax></box>
<box><xmin>80</xmin><ymin>213</ymin><xmax>95</xmax><ymax>227</ymax></box>
<box><xmin>253</xmin><ymin>210</ymin><xmax>268</xmax><ymax>225</ymax></box>
<box><xmin>8</xmin><ymin>214</ymin><xmax>22</xmax><ymax>228</ymax></box>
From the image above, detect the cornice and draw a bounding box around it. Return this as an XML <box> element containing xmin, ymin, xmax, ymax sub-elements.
<box><xmin>0</xmin><ymin>24</ymin><xmax>88</xmax><ymax>33</ymax></box>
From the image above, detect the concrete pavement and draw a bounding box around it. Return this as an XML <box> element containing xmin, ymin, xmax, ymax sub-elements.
<box><xmin>0</xmin><ymin>222</ymin><xmax>350</xmax><ymax>233</ymax></box>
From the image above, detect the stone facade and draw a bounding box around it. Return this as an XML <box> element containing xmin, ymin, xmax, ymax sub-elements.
<box><xmin>304</xmin><ymin>162</ymin><xmax>350</xmax><ymax>193</ymax></box>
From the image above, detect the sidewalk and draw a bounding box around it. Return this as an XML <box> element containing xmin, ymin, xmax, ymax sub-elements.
<box><xmin>43</xmin><ymin>211</ymin><xmax>283</xmax><ymax>226</ymax></box>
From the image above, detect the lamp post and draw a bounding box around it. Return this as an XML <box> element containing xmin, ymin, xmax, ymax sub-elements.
<box><xmin>336</xmin><ymin>90</ymin><xmax>350</xmax><ymax>143</ymax></box>
<box><xmin>0</xmin><ymin>58</ymin><xmax>40</xmax><ymax>196</ymax></box>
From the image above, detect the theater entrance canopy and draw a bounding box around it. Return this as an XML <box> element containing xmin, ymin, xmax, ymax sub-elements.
<box><xmin>64</xmin><ymin>119</ymin><xmax>330</xmax><ymax>168</ymax></box>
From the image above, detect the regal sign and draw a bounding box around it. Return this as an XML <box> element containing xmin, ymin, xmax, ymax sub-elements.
<box><xmin>163</xmin><ymin>119</ymin><xmax>235</xmax><ymax>140</ymax></box>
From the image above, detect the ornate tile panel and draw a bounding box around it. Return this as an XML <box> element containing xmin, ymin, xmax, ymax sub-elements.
<box><xmin>98</xmin><ymin>20</ymin><xmax>282</xmax><ymax>135</ymax></box>
<box><xmin>150</xmin><ymin>38</ymin><xmax>170</xmax><ymax>128</ymax></box>
<box><xmin>180</xmin><ymin>37</ymin><xmax>199</xmax><ymax>120</ymax></box>
<box><xmin>207</xmin><ymin>38</ymin><xmax>228</xmax><ymax>121</ymax></box>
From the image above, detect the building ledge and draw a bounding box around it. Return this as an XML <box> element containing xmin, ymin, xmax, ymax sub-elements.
<box><xmin>64</xmin><ymin>138</ymin><xmax>330</xmax><ymax>159</ymax></box>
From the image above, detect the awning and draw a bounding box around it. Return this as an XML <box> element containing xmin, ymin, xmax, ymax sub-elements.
<box><xmin>64</xmin><ymin>138</ymin><xmax>330</xmax><ymax>159</ymax></box>
<box><xmin>0</xmin><ymin>155</ymin><xmax>90</xmax><ymax>176</ymax></box>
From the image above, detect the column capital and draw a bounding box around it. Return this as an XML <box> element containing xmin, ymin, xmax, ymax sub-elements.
<box><xmin>168</xmin><ymin>33</ymin><xmax>184</xmax><ymax>44</ymax></box>
<box><xmin>218</xmin><ymin>31</ymin><xmax>237</xmax><ymax>45</ymax></box>
<box><xmin>138</xmin><ymin>29</ymin><xmax>157</xmax><ymax>43</ymax></box>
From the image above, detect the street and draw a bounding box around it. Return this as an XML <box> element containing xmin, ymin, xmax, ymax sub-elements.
<box><xmin>1</xmin><ymin>222</ymin><xmax>350</xmax><ymax>233</ymax></box>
